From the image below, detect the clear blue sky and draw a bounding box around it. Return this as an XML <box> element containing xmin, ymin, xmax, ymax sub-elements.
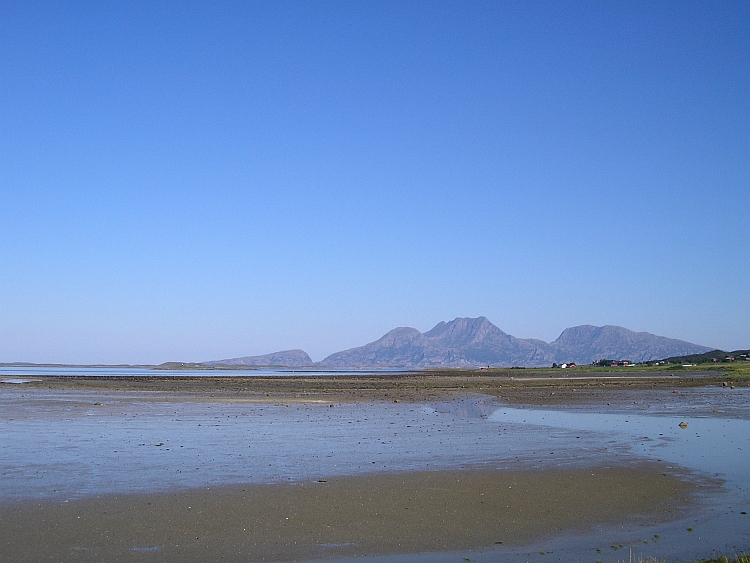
<box><xmin>1</xmin><ymin>1</ymin><xmax>748</xmax><ymax>364</ymax></box>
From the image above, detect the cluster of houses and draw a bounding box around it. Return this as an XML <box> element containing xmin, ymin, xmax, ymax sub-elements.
<box><xmin>591</xmin><ymin>359</ymin><xmax>633</xmax><ymax>367</ymax></box>
<box><xmin>712</xmin><ymin>353</ymin><xmax>748</xmax><ymax>362</ymax></box>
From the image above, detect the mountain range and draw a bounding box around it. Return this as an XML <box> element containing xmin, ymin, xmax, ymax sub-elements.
<box><xmin>208</xmin><ymin>317</ymin><xmax>712</xmax><ymax>368</ymax></box>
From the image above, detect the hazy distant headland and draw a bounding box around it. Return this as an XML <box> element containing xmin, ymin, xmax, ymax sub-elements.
<box><xmin>191</xmin><ymin>317</ymin><xmax>711</xmax><ymax>369</ymax></box>
<box><xmin>204</xmin><ymin>349</ymin><xmax>313</xmax><ymax>368</ymax></box>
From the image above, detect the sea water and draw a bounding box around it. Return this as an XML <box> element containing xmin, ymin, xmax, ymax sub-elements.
<box><xmin>0</xmin><ymin>366</ymin><xmax>409</xmax><ymax>378</ymax></box>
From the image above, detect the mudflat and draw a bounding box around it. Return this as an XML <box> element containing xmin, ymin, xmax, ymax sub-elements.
<box><xmin>11</xmin><ymin>367</ymin><xmax>745</xmax><ymax>406</ymax></box>
<box><xmin>1</xmin><ymin>465</ymin><xmax>697</xmax><ymax>563</ymax></box>
<box><xmin>9</xmin><ymin>370</ymin><xmax>748</xmax><ymax>425</ymax></box>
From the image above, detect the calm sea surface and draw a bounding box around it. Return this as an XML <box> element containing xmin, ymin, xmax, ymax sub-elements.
<box><xmin>0</xmin><ymin>366</ymin><xmax>409</xmax><ymax>378</ymax></box>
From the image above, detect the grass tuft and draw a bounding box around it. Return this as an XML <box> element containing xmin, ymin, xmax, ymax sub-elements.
<box><xmin>700</xmin><ymin>556</ymin><xmax>750</xmax><ymax>563</ymax></box>
<box><xmin>614</xmin><ymin>550</ymin><xmax>750</xmax><ymax>563</ymax></box>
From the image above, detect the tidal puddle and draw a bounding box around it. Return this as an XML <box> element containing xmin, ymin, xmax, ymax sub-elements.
<box><xmin>489</xmin><ymin>406</ymin><xmax>749</xmax><ymax>483</ymax></box>
<box><xmin>1</xmin><ymin>387</ymin><xmax>748</xmax><ymax>562</ymax></box>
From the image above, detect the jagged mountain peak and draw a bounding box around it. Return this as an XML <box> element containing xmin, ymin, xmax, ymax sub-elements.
<box><xmin>424</xmin><ymin>316</ymin><xmax>508</xmax><ymax>346</ymax></box>
<box><xmin>425</xmin><ymin>316</ymin><xmax>490</xmax><ymax>335</ymax></box>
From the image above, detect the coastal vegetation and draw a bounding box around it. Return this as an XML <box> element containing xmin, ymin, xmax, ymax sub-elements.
<box><xmin>610</xmin><ymin>555</ymin><xmax>750</xmax><ymax>563</ymax></box>
<box><xmin>700</xmin><ymin>556</ymin><xmax>750</xmax><ymax>563</ymax></box>
<box><xmin>652</xmin><ymin>350</ymin><xmax>750</xmax><ymax>366</ymax></box>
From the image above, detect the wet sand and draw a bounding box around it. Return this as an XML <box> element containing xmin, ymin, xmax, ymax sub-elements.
<box><xmin>0</xmin><ymin>465</ymin><xmax>698</xmax><ymax>563</ymax></box>
<box><xmin>8</xmin><ymin>368</ymin><xmax>745</xmax><ymax>406</ymax></box>
<box><xmin>7</xmin><ymin>371</ymin><xmax>748</xmax><ymax>426</ymax></box>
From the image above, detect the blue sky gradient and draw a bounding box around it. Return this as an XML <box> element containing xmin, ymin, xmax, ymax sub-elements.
<box><xmin>1</xmin><ymin>1</ymin><xmax>748</xmax><ymax>363</ymax></box>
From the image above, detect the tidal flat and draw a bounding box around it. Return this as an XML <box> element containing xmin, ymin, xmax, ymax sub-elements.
<box><xmin>1</xmin><ymin>373</ymin><xmax>749</xmax><ymax>562</ymax></box>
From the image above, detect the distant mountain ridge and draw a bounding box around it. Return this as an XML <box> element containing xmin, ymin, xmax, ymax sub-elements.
<box><xmin>316</xmin><ymin>317</ymin><xmax>711</xmax><ymax>368</ymax></box>
<box><xmin>205</xmin><ymin>349</ymin><xmax>312</xmax><ymax>367</ymax></box>
<box><xmin>208</xmin><ymin>317</ymin><xmax>712</xmax><ymax>368</ymax></box>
